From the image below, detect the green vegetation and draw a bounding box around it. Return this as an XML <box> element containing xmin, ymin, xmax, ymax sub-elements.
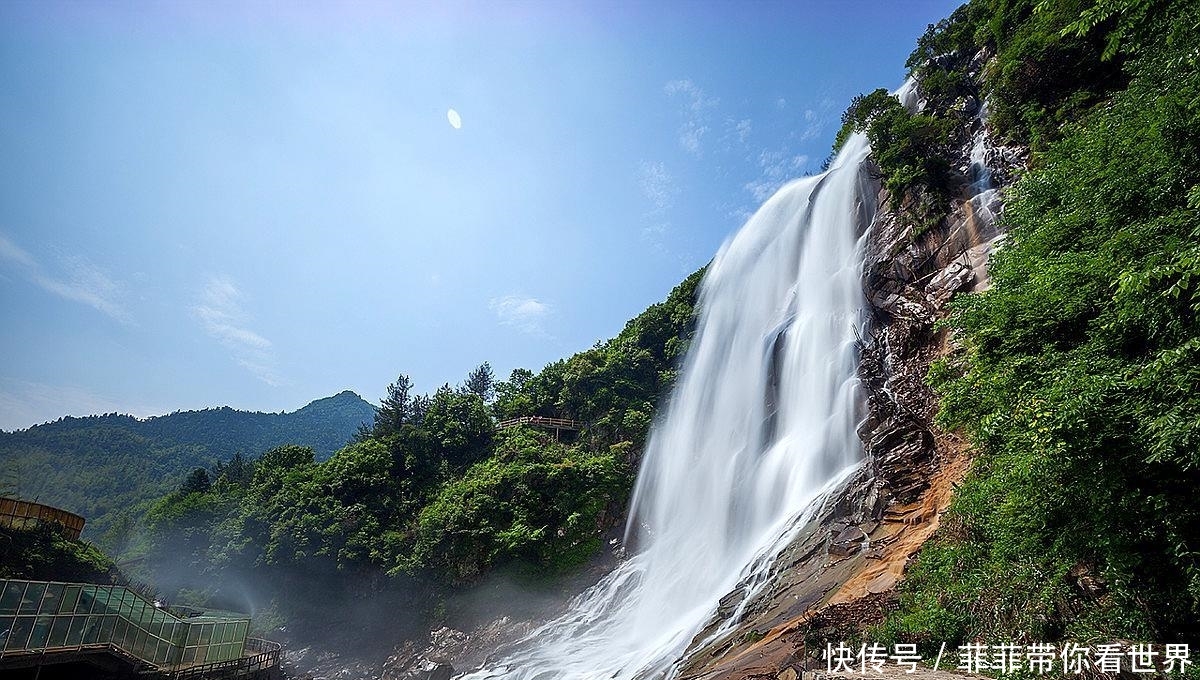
<box><xmin>133</xmin><ymin>269</ymin><xmax>703</xmax><ymax>614</ymax></box>
<box><xmin>906</xmin><ymin>0</ymin><xmax>1132</xmax><ymax>150</ymax></box>
<box><xmin>879</xmin><ymin>0</ymin><xmax>1200</xmax><ymax>651</ymax></box>
<box><xmin>493</xmin><ymin>267</ymin><xmax>705</xmax><ymax>451</ymax></box>
<box><xmin>410</xmin><ymin>433</ymin><xmax>627</xmax><ymax>580</ymax></box>
<box><xmin>19</xmin><ymin>0</ymin><xmax>1197</xmax><ymax>658</ymax></box>
<box><xmin>0</xmin><ymin>390</ymin><xmax>374</xmax><ymax>542</ymax></box>
<box><xmin>0</xmin><ymin>524</ymin><xmax>119</xmax><ymax>583</ymax></box>
<box><xmin>835</xmin><ymin>0</ymin><xmax>1146</xmax><ymax>232</ymax></box>
<box><xmin>839</xmin><ymin>88</ymin><xmax>958</xmax><ymax>229</ymax></box>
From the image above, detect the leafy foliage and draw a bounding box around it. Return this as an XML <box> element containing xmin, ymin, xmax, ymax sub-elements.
<box><xmin>842</xmin><ymin>89</ymin><xmax>958</xmax><ymax>222</ymax></box>
<box><xmin>907</xmin><ymin>0</ymin><xmax>1142</xmax><ymax>150</ymax></box>
<box><xmin>463</xmin><ymin>362</ymin><xmax>497</xmax><ymax>402</ymax></box>
<box><xmin>0</xmin><ymin>524</ymin><xmax>119</xmax><ymax>583</ymax></box>
<box><xmin>493</xmin><ymin>268</ymin><xmax>704</xmax><ymax>451</ymax></box>
<box><xmin>881</xmin><ymin>0</ymin><xmax>1200</xmax><ymax>647</ymax></box>
<box><xmin>838</xmin><ymin>0</ymin><xmax>1153</xmax><ymax>234</ymax></box>
<box><xmin>410</xmin><ymin>431</ymin><xmax>628</xmax><ymax>581</ymax></box>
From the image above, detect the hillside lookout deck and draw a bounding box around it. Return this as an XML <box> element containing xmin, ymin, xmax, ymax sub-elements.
<box><xmin>496</xmin><ymin>416</ymin><xmax>582</xmax><ymax>440</ymax></box>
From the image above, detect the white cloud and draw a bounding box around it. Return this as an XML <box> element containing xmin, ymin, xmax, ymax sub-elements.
<box><xmin>0</xmin><ymin>234</ymin><xmax>37</xmax><ymax>268</ymax></box>
<box><xmin>738</xmin><ymin>97</ymin><xmax>837</xmax><ymax>204</ymax></box>
<box><xmin>665</xmin><ymin>79</ymin><xmax>718</xmax><ymax>113</ymax></box>
<box><xmin>678</xmin><ymin>124</ymin><xmax>707</xmax><ymax>155</ymax></box>
<box><xmin>743</xmin><ymin>148</ymin><xmax>811</xmax><ymax>202</ymax></box>
<box><xmin>743</xmin><ymin>179</ymin><xmax>776</xmax><ymax>203</ymax></box>
<box><xmin>726</xmin><ymin>205</ymin><xmax>755</xmax><ymax>226</ymax></box>
<box><xmin>800</xmin><ymin>108</ymin><xmax>826</xmax><ymax>142</ymax></box>
<box><xmin>637</xmin><ymin>161</ymin><xmax>677</xmax><ymax>215</ymax></box>
<box><xmin>735</xmin><ymin>118</ymin><xmax>753</xmax><ymax>143</ymax></box>
<box><xmin>489</xmin><ymin>294</ymin><xmax>551</xmax><ymax>335</ymax></box>
<box><xmin>193</xmin><ymin>276</ymin><xmax>281</xmax><ymax>385</ymax></box>
<box><xmin>0</xmin><ymin>232</ymin><xmax>132</xmax><ymax>324</ymax></box>
<box><xmin>641</xmin><ymin>223</ymin><xmax>670</xmax><ymax>239</ymax></box>
<box><xmin>665</xmin><ymin>79</ymin><xmax>718</xmax><ymax>156</ymax></box>
<box><xmin>636</xmin><ymin>161</ymin><xmax>686</xmax><ymax>254</ymax></box>
<box><xmin>641</xmin><ymin>222</ymin><xmax>675</xmax><ymax>255</ymax></box>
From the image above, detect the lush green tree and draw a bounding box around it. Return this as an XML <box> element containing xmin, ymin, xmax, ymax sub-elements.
<box><xmin>374</xmin><ymin>374</ymin><xmax>416</xmax><ymax>436</ymax></box>
<box><xmin>410</xmin><ymin>431</ymin><xmax>628</xmax><ymax>581</ymax></box>
<box><xmin>1</xmin><ymin>525</ymin><xmax>118</xmax><ymax>582</ymax></box>
<box><xmin>254</xmin><ymin>444</ymin><xmax>315</xmax><ymax>479</ymax></box>
<box><xmin>179</xmin><ymin>467</ymin><xmax>212</xmax><ymax>495</ymax></box>
<box><xmin>423</xmin><ymin>386</ymin><xmax>494</xmax><ymax>470</ymax></box>
<box><xmin>212</xmin><ymin>452</ymin><xmax>254</xmax><ymax>488</ymax></box>
<box><xmin>144</xmin><ymin>488</ymin><xmax>231</xmax><ymax>582</ymax></box>
<box><xmin>463</xmin><ymin>362</ymin><xmax>496</xmax><ymax>402</ymax></box>
<box><xmin>494</xmin><ymin>368</ymin><xmax>536</xmax><ymax>420</ymax></box>
<box><xmin>490</xmin><ymin>268</ymin><xmax>703</xmax><ymax>452</ymax></box>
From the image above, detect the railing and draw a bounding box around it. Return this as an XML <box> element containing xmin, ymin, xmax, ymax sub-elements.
<box><xmin>0</xmin><ymin>579</ymin><xmax>253</xmax><ymax>671</ymax></box>
<box><xmin>170</xmin><ymin>638</ymin><xmax>281</xmax><ymax>680</ymax></box>
<box><xmin>0</xmin><ymin>498</ymin><xmax>86</xmax><ymax>540</ymax></box>
<box><xmin>496</xmin><ymin>416</ymin><xmax>582</xmax><ymax>430</ymax></box>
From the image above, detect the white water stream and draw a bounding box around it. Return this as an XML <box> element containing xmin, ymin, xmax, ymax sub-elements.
<box><xmin>461</xmin><ymin>89</ymin><xmax>899</xmax><ymax>679</ymax></box>
<box><xmin>968</xmin><ymin>100</ymin><xmax>1000</xmax><ymax>222</ymax></box>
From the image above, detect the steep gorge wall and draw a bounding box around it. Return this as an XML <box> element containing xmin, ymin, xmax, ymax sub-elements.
<box><xmin>674</xmin><ymin>61</ymin><xmax>1027</xmax><ymax>680</ymax></box>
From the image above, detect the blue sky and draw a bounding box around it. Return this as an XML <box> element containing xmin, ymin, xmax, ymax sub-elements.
<box><xmin>0</xmin><ymin>0</ymin><xmax>962</xmax><ymax>430</ymax></box>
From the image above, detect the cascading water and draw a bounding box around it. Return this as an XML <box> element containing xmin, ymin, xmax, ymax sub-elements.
<box><xmin>968</xmin><ymin>100</ymin><xmax>1001</xmax><ymax>225</ymax></box>
<box><xmin>461</xmin><ymin>95</ymin><xmax>893</xmax><ymax>680</ymax></box>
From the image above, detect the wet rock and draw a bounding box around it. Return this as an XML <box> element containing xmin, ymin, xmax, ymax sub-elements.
<box><xmin>926</xmin><ymin>261</ymin><xmax>974</xmax><ymax>308</ymax></box>
<box><xmin>380</xmin><ymin>617</ymin><xmax>542</xmax><ymax>680</ymax></box>
<box><xmin>828</xmin><ymin>541</ymin><xmax>860</xmax><ymax>558</ymax></box>
<box><xmin>832</xmin><ymin>526</ymin><xmax>866</xmax><ymax>546</ymax></box>
<box><xmin>381</xmin><ymin>628</ymin><xmax>467</xmax><ymax>680</ymax></box>
<box><xmin>282</xmin><ymin>646</ymin><xmax>381</xmax><ymax>680</ymax></box>
<box><xmin>868</xmin><ymin>285</ymin><xmax>936</xmax><ymax>326</ymax></box>
<box><xmin>414</xmin><ymin>662</ymin><xmax>454</xmax><ymax>680</ymax></box>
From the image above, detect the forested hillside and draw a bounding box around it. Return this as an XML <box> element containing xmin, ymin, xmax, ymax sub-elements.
<box><xmin>132</xmin><ymin>269</ymin><xmax>703</xmax><ymax>618</ymax></box>
<box><xmin>10</xmin><ymin>0</ymin><xmax>1200</xmax><ymax>670</ymax></box>
<box><xmin>862</xmin><ymin>0</ymin><xmax>1200</xmax><ymax>648</ymax></box>
<box><xmin>0</xmin><ymin>390</ymin><xmax>374</xmax><ymax>542</ymax></box>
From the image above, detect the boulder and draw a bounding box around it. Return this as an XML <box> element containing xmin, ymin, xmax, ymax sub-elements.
<box><xmin>926</xmin><ymin>261</ymin><xmax>974</xmax><ymax>308</ymax></box>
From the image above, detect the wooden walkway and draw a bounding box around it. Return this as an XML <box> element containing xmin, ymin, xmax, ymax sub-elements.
<box><xmin>496</xmin><ymin>416</ymin><xmax>582</xmax><ymax>431</ymax></box>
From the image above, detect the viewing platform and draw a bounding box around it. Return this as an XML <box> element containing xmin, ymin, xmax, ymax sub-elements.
<box><xmin>0</xmin><ymin>499</ymin><xmax>86</xmax><ymax>541</ymax></box>
<box><xmin>496</xmin><ymin>416</ymin><xmax>582</xmax><ymax>438</ymax></box>
<box><xmin>0</xmin><ymin>579</ymin><xmax>280</xmax><ymax>679</ymax></box>
<box><xmin>496</xmin><ymin>416</ymin><xmax>581</xmax><ymax>430</ymax></box>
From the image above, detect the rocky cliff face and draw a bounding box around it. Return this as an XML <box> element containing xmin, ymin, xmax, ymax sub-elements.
<box><xmin>672</xmin><ymin>64</ymin><xmax>1028</xmax><ymax>680</ymax></box>
<box><xmin>368</xmin><ymin>56</ymin><xmax>1028</xmax><ymax>680</ymax></box>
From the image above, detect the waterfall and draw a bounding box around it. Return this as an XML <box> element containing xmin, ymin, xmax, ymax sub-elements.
<box><xmin>460</xmin><ymin>100</ymin><xmax>888</xmax><ymax>680</ymax></box>
<box><xmin>968</xmin><ymin>100</ymin><xmax>1001</xmax><ymax>225</ymax></box>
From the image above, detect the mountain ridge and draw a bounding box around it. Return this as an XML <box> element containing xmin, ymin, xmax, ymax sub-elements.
<box><xmin>0</xmin><ymin>389</ymin><xmax>375</xmax><ymax>541</ymax></box>
<box><xmin>3</xmin><ymin>388</ymin><xmax>372</xmax><ymax>434</ymax></box>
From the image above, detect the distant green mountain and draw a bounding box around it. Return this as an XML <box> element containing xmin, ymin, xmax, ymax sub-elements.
<box><xmin>0</xmin><ymin>390</ymin><xmax>375</xmax><ymax>541</ymax></box>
